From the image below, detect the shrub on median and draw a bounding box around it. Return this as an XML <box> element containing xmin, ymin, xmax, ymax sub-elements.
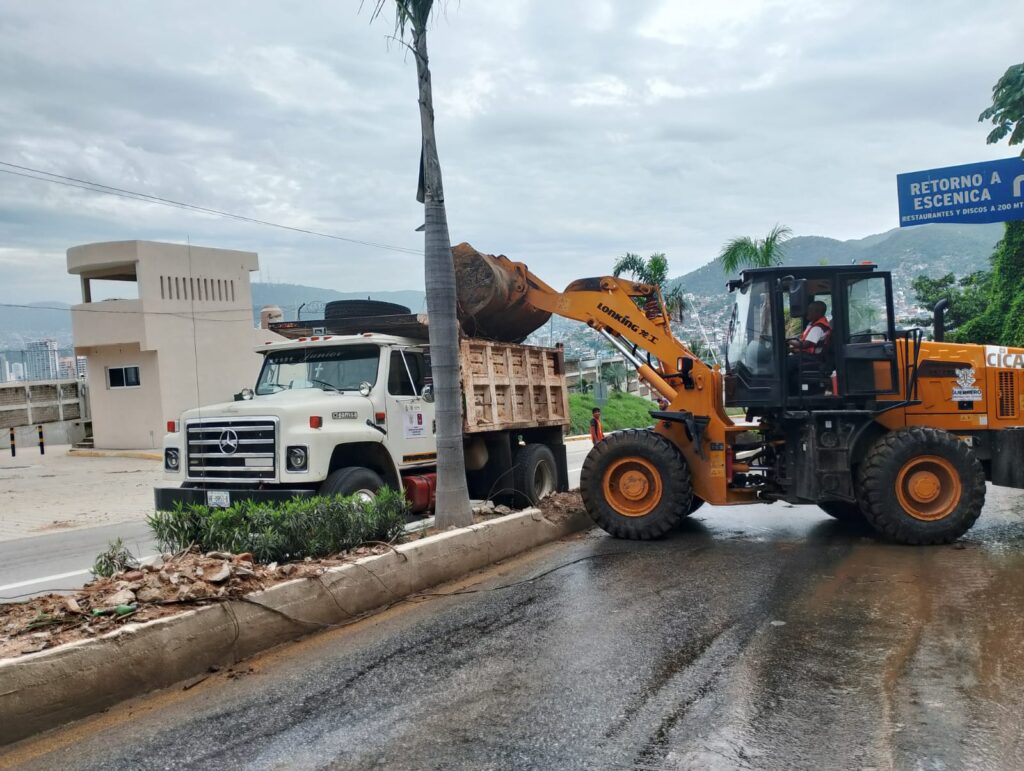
<box><xmin>147</xmin><ymin>488</ymin><xmax>408</xmax><ymax>563</ymax></box>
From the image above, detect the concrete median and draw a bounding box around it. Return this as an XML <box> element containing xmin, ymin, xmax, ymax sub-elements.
<box><xmin>0</xmin><ymin>506</ymin><xmax>592</xmax><ymax>747</ymax></box>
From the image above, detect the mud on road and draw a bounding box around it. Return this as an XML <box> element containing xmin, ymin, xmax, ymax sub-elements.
<box><xmin>6</xmin><ymin>485</ymin><xmax>1024</xmax><ymax>770</ymax></box>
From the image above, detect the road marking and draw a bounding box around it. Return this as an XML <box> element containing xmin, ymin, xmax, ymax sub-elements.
<box><xmin>0</xmin><ymin>569</ymin><xmax>92</xmax><ymax>593</ymax></box>
<box><xmin>0</xmin><ymin>553</ymin><xmax>160</xmax><ymax>595</ymax></box>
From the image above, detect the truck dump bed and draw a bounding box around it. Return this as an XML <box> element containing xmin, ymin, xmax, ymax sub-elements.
<box><xmin>460</xmin><ymin>339</ymin><xmax>569</xmax><ymax>434</ymax></box>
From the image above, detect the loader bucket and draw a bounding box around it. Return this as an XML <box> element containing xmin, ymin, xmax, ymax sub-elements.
<box><xmin>453</xmin><ymin>242</ymin><xmax>551</xmax><ymax>343</ymax></box>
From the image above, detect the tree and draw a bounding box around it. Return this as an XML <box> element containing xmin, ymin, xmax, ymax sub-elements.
<box><xmin>718</xmin><ymin>224</ymin><xmax>792</xmax><ymax>275</ymax></box>
<box><xmin>371</xmin><ymin>1</ymin><xmax>472</xmax><ymax>528</ymax></box>
<box><xmin>612</xmin><ymin>251</ymin><xmax>686</xmax><ymax>320</ymax></box>
<box><xmin>954</xmin><ymin>63</ymin><xmax>1024</xmax><ymax>348</ymax></box>
<box><xmin>911</xmin><ymin>272</ymin><xmax>991</xmax><ymax>335</ymax></box>
<box><xmin>978</xmin><ymin>63</ymin><xmax>1024</xmax><ymax>155</ymax></box>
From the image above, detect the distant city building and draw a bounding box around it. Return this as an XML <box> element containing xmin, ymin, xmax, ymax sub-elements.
<box><xmin>25</xmin><ymin>339</ymin><xmax>60</xmax><ymax>381</ymax></box>
<box><xmin>76</xmin><ymin>356</ymin><xmax>88</xmax><ymax>380</ymax></box>
<box><xmin>0</xmin><ymin>355</ymin><xmax>10</xmax><ymax>383</ymax></box>
<box><xmin>59</xmin><ymin>356</ymin><xmax>78</xmax><ymax>380</ymax></box>
<box><xmin>10</xmin><ymin>362</ymin><xmax>25</xmax><ymax>381</ymax></box>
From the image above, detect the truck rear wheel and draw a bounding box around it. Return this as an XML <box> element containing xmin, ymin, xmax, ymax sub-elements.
<box><xmin>580</xmin><ymin>429</ymin><xmax>692</xmax><ymax>540</ymax></box>
<box><xmin>319</xmin><ymin>467</ymin><xmax>384</xmax><ymax>503</ymax></box>
<box><xmin>856</xmin><ymin>427</ymin><xmax>985</xmax><ymax>545</ymax></box>
<box><xmin>513</xmin><ymin>443</ymin><xmax>558</xmax><ymax>506</ymax></box>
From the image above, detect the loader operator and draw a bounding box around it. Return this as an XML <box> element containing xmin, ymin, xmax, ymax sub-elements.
<box><xmin>787</xmin><ymin>300</ymin><xmax>832</xmax><ymax>391</ymax></box>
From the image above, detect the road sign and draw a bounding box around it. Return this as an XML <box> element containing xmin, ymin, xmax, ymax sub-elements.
<box><xmin>897</xmin><ymin>156</ymin><xmax>1024</xmax><ymax>227</ymax></box>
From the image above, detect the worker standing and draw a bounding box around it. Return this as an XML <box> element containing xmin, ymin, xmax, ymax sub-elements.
<box><xmin>590</xmin><ymin>407</ymin><xmax>605</xmax><ymax>444</ymax></box>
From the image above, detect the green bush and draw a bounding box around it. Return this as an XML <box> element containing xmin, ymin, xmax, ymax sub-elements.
<box><xmin>569</xmin><ymin>391</ymin><xmax>658</xmax><ymax>434</ymax></box>
<box><xmin>147</xmin><ymin>488</ymin><xmax>408</xmax><ymax>564</ymax></box>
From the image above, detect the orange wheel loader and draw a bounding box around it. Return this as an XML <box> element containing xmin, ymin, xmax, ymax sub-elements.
<box><xmin>462</xmin><ymin>250</ymin><xmax>1024</xmax><ymax>544</ymax></box>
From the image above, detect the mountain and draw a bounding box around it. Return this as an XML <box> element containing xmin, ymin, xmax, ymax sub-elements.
<box><xmin>250</xmin><ymin>283</ymin><xmax>425</xmax><ymax>322</ymax></box>
<box><xmin>667</xmin><ymin>222</ymin><xmax>1003</xmax><ymax>299</ymax></box>
<box><xmin>0</xmin><ymin>302</ymin><xmax>74</xmax><ymax>350</ymax></box>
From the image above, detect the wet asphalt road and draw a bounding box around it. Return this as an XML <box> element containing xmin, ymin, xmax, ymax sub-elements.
<box><xmin>8</xmin><ymin>485</ymin><xmax>1024</xmax><ymax>770</ymax></box>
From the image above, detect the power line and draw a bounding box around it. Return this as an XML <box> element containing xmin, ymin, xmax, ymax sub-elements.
<box><xmin>0</xmin><ymin>161</ymin><xmax>422</xmax><ymax>256</ymax></box>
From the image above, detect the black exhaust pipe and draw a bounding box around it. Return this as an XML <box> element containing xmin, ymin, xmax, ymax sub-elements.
<box><xmin>933</xmin><ymin>299</ymin><xmax>949</xmax><ymax>342</ymax></box>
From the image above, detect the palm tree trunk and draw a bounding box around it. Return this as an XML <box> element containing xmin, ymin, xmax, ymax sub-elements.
<box><xmin>412</xmin><ymin>23</ymin><xmax>472</xmax><ymax>528</ymax></box>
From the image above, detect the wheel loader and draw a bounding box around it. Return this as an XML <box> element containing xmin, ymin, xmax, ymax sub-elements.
<box><xmin>457</xmin><ymin>247</ymin><xmax>1024</xmax><ymax>544</ymax></box>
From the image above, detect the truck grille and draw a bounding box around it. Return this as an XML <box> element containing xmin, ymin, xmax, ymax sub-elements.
<box><xmin>185</xmin><ymin>418</ymin><xmax>277</xmax><ymax>481</ymax></box>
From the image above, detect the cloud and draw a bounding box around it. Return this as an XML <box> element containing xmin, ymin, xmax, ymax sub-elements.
<box><xmin>0</xmin><ymin>0</ymin><xmax>1021</xmax><ymax>305</ymax></box>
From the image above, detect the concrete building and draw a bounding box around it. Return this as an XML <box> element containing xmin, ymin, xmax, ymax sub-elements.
<box><xmin>68</xmin><ymin>240</ymin><xmax>277</xmax><ymax>449</ymax></box>
<box><xmin>25</xmin><ymin>339</ymin><xmax>60</xmax><ymax>381</ymax></box>
<box><xmin>10</xmin><ymin>362</ymin><xmax>24</xmax><ymax>381</ymax></box>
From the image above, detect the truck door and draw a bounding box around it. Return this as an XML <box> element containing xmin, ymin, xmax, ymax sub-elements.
<box><xmin>836</xmin><ymin>272</ymin><xmax>899</xmax><ymax>397</ymax></box>
<box><xmin>384</xmin><ymin>347</ymin><xmax>436</xmax><ymax>469</ymax></box>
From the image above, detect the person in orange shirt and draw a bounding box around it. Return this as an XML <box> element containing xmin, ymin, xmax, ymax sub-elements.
<box><xmin>590</xmin><ymin>407</ymin><xmax>605</xmax><ymax>443</ymax></box>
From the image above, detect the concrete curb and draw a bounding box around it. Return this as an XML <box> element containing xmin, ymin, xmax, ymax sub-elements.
<box><xmin>565</xmin><ymin>434</ymin><xmax>590</xmax><ymax>442</ymax></box>
<box><xmin>67</xmin><ymin>449</ymin><xmax>162</xmax><ymax>461</ymax></box>
<box><xmin>0</xmin><ymin>507</ymin><xmax>593</xmax><ymax>747</ymax></box>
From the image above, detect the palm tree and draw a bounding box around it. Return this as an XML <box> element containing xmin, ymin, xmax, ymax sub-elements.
<box><xmin>612</xmin><ymin>252</ymin><xmax>686</xmax><ymax>321</ymax></box>
<box><xmin>371</xmin><ymin>0</ymin><xmax>472</xmax><ymax>528</ymax></box>
<box><xmin>718</xmin><ymin>224</ymin><xmax>792</xmax><ymax>275</ymax></box>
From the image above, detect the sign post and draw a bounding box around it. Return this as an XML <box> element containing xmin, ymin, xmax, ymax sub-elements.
<box><xmin>897</xmin><ymin>157</ymin><xmax>1024</xmax><ymax>227</ymax></box>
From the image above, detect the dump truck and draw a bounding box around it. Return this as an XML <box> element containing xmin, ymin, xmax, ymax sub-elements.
<box><xmin>156</xmin><ymin>301</ymin><xmax>570</xmax><ymax>513</ymax></box>
<box><xmin>454</xmin><ymin>247</ymin><xmax>1024</xmax><ymax>544</ymax></box>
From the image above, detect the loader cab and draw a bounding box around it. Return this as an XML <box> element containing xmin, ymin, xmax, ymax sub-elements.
<box><xmin>723</xmin><ymin>264</ymin><xmax>899</xmax><ymax>410</ymax></box>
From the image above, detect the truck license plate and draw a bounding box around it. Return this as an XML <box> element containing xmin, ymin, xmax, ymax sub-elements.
<box><xmin>206</xmin><ymin>490</ymin><xmax>230</xmax><ymax>508</ymax></box>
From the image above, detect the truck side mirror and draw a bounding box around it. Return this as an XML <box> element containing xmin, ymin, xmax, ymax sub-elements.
<box><xmin>421</xmin><ymin>384</ymin><xmax>435</xmax><ymax>403</ymax></box>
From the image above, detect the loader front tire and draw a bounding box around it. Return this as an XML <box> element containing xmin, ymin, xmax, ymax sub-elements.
<box><xmin>580</xmin><ymin>429</ymin><xmax>692</xmax><ymax>540</ymax></box>
<box><xmin>857</xmin><ymin>427</ymin><xmax>984</xmax><ymax>545</ymax></box>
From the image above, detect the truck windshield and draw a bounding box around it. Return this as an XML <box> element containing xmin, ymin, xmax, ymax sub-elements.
<box><xmin>256</xmin><ymin>345</ymin><xmax>380</xmax><ymax>394</ymax></box>
<box><xmin>726</xmin><ymin>278</ymin><xmax>776</xmax><ymax>377</ymax></box>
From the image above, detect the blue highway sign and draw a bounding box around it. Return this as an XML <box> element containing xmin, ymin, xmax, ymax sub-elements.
<box><xmin>897</xmin><ymin>156</ymin><xmax>1024</xmax><ymax>227</ymax></box>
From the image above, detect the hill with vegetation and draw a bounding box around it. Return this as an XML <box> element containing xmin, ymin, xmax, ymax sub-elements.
<box><xmin>666</xmin><ymin>222</ymin><xmax>1002</xmax><ymax>299</ymax></box>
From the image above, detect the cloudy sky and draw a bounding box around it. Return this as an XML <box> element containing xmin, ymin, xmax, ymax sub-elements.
<box><xmin>0</xmin><ymin>0</ymin><xmax>1021</xmax><ymax>304</ymax></box>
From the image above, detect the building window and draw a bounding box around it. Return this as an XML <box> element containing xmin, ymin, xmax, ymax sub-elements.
<box><xmin>160</xmin><ymin>276</ymin><xmax>165</xmax><ymax>299</ymax></box>
<box><xmin>189</xmin><ymin>277</ymin><xmax>195</xmax><ymax>301</ymax></box>
<box><xmin>204</xmin><ymin>278</ymin><xmax>210</xmax><ymax>300</ymax></box>
<box><xmin>230</xmin><ymin>280</ymin><xmax>235</xmax><ymax>302</ymax></box>
<box><xmin>107</xmin><ymin>365</ymin><xmax>141</xmax><ymax>389</ymax></box>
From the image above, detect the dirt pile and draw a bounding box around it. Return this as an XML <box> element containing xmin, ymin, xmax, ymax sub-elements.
<box><xmin>538</xmin><ymin>490</ymin><xmax>586</xmax><ymax>523</ymax></box>
<box><xmin>0</xmin><ymin>546</ymin><xmax>388</xmax><ymax>659</ymax></box>
<box><xmin>453</xmin><ymin>242</ymin><xmax>551</xmax><ymax>343</ymax></box>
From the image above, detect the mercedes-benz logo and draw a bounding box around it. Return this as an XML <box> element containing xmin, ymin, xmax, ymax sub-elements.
<box><xmin>218</xmin><ymin>429</ymin><xmax>240</xmax><ymax>455</ymax></box>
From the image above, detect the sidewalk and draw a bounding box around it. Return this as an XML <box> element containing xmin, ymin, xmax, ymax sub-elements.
<box><xmin>0</xmin><ymin>446</ymin><xmax>163</xmax><ymax>542</ymax></box>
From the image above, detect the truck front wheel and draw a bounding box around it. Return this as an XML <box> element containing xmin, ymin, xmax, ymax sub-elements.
<box><xmin>319</xmin><ymin>467</ymin><xmax>384</xmax><ymax>503</ymax></box>
<box><xmin>513</xmin><ymin>443</ymin><xmax>558</xmax><ymax>506</ymax></box>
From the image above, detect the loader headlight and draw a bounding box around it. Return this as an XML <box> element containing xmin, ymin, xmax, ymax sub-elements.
<box><xmin>164</xmin><ymin>448</ymin><xmax>180</xmax><ymax>472</ymax></box>
<box><xmin>287</xmin><ymin>445</ymin><xmax>308</xmax><ymax>472</ymax></box>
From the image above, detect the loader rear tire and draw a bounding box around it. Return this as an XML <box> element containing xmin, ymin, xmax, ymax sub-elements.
<box><xmin>580</xmin><ymin>429</ymin><xmax>692</xmax><ymax>540</ymax></box>
<box><xmin>819</xmin><ymin>501</ymin><xmax>863</xmax><ymax>522</ymax></box>
<box><xmin>857</xmin><ymin>427</ymin><xmax>984</xmax><ymax>545</ymax></box>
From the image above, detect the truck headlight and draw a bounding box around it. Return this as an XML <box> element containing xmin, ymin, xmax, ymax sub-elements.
<box><xmin>287</xmin><ymin>445</ymin><xmax>308</xmax><ymax>472</ymax></box>
<box><xmin>164</xmin><ymin>448</ymin><xmax>180</xmax><ymax>472</ymax></box>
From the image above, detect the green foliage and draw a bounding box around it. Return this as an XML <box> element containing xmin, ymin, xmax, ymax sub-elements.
<box><xmin>569</xmin><ymin>391</ymin><xmax>657</xmax><ymax>434</ymax></box>
<box><xmin>911</xmin><ymin>272</ymin><xmax>992</xmax><ymax>333</ymax></box>
<box><xmin>719</xmin><ymin>224</ymin><xmax>791</xmax><ymax>275</ymax></box>
<box><xmin>92</xmin><ymin>538</ymin><xmax>139</xmax><ymax>578</ymax></box>
<box><xmin>613</xmin><ymin>251</ymin><xmax>686</xmax><ymax>320</ymax></box>
<box><xmin>979</xmin><ymin>62</ymin><xmax>1024</xmax><ymax>156</ymax></box>
<box><xmin>148</xmin><ymin>489</ymin><xmax>409</xmax><ymax>564</ymax></box>
<box><xmin>958</xmin><ymin>221</ymin><xmax>1024</xmax><ymax>347</ymax></box>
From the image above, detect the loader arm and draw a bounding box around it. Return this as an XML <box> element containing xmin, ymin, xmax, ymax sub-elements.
<box><xmin>478</xmin><ymin>253</ymin><xmax>749</xmax><ymax>506</ymax></box>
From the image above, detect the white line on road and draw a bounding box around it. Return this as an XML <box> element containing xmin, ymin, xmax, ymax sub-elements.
<box><xmin>0</xmin><ymin>553</ymin><xmax>161</xmax><ymax>595</ymax></box>
<box><xmin>0</xmin><ymin>569</ymin><xmax>92</xmax><ymax>593</ymax></box>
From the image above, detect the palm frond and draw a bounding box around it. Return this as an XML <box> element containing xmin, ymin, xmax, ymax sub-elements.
<box><xmin>646</xmin><ymin>253</ymin><xmax>669</xmax><ymax>288</ymax></box>
<box><xmin>761</xmin><ymin>224</ymin><xmax>792</xmax><ymax>266</ymax></box>
<box><xmin>370</xmin><ymin>0</ymin><xmax>434</xmax><ymax>37</ymax></box>
<box><xmin>613</xmin><ymin>252</ymin><xmax>648</xmax><ymax>281</ymax></box>
<box><xmin>719</xmin><ymin>237</ymin><xmax>759</xmax><ymax>275</ymax></box>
